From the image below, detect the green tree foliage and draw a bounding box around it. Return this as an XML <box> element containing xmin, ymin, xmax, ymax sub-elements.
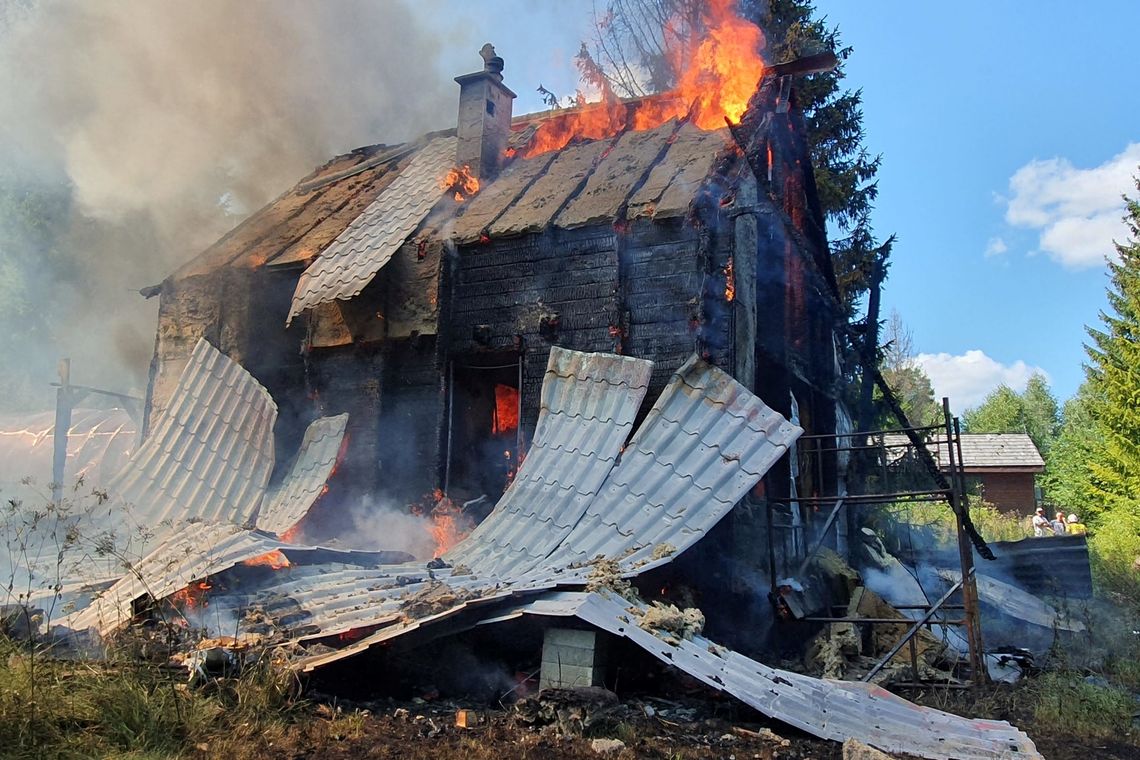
<box><xmin>961</xmin><ymin>373</ymin><xmax>1059</xmax><ymax>455</ymax></box>
<box><xmin>577</xmin><ymin>0</ymin><xmax>883</xmax><ymax>315</ymax></box>
<box><xmin>1079</xmin><ymin>180</ymin><xmax>1140</xmax><ymax>586</ymax></box>
<box><xmin>1041</xmin><ymin>383</ymin><xmax>1099</xmax><ymax>515</ymax></box>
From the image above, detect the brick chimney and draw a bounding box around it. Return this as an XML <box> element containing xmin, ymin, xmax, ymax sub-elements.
<box><xmin>455</xmin><ymin>43</ymin><xmax>516</xmax><ymax>180</ymax></box>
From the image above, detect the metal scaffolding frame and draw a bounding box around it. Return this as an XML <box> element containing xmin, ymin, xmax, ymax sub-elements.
<box><xmin>772</xmin><ymin>397</ymin><xmax>987</xmax><ymax>688</ymax></box>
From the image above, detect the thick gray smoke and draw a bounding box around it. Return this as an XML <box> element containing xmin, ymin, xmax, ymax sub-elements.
<box><xmin>0</xmin><ymin>0</ymin><xmax>455</xmax><ymax>407</ymax></box>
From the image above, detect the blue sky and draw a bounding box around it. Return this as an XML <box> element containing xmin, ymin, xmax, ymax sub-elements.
<box><xmin>435</xmin><ymin>1</ymin><xmax>1140</xmax><ymax>412</ymax></box>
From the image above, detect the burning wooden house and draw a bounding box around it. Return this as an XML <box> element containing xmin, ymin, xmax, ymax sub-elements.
<box><xmin>56</xmin><ymin>33</ymin><xmax>1042</xmax><ymax>760</ymax></box>
<box><xmin>145</xmin><ymin>43</ymin><xmax>843</xmax><ymax>577</ymax></box>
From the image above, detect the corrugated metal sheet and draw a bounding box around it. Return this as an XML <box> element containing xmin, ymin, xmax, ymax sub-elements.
<box><xmin>234</xmin><ymin>350</ymin><xmax>798</xmax><ymax>671</ymax></box>
<box><xmin>506</xmin><ymin>591</ymin><xmax>1041</xmax><ymax>760</ymax></box>
<box><xmin>986</xmin><ymin>535</ymin><xmax>1092</xmax><ymax>598</ymax></box>
<box><xmin>58</xmin><ymin>524</ymin><xmax>284</xmax><ymax>635</ymax></box>
<box><xmin>256</xmin><ymin>414</ymin><xmax>348</xmax><ymax>536</ymax></box>
<box><xmin>288</xmin><ymin>136</ymin><xmax>456</xmax><ymax>323</ymax></box>
<box><xmin>538</xmin><ymin>355</ymin><xmax>801</xmax><ymax>577</ymax></box>
<box><xmin>444</xmin><ymin>346</ymin><xmax>654</xmax><ymax>576</ymax></box>
<box><xmin>99</xmin><ymin>339</ymin><xmax>275</xmax><ymax>551</ymax></box>
<box><xmin>938</xmin><ymin>569</ymin><xmax>1086</xmax><ymax>632</ymax></box>
<box><xmin>57</xmin><ymin>525</ymin><xmax>411</xmax><ymax>637</ymax></box>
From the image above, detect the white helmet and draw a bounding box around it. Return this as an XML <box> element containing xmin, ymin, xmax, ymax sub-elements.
<box><xmin>1067</xmin><ymin>514</ymin><xmax>1079</xmax><ymax>523</ymax></box>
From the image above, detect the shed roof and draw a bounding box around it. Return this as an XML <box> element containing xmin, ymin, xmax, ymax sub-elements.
<box><xmin>882</xmin><ymin>432</ymin><xmax>1045</xmax><ymax>472</ymax></box>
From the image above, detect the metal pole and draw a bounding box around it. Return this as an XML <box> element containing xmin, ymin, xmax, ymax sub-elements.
<box><xmin>943</xmin><ymin>397</ymin><xmax>986</xmax><ymax>685</ymax></box>
<box><xmin>794</xmin><ymin>497</ymin><xmax>845</xmax><ymax>578</ymax></box>
<box><xmin>862</xmin><ymin>570</ymin><xmax>970</xmax><ymax>682</ymax></box>
<box><xmin>52</xmin><ymin>358</ymin><xmax>72</xmax><ymax>506</ymax></box>
<box><xmin>443</xmin><ymin>360</ymin><xmax>455</xmax><ymax>494</ymax></box>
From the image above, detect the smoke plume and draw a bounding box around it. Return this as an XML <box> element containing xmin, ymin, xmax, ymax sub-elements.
<box><xmin>0</xmin><ymin>0</ymin><xmax>454</xmax><ymax>406</ymax></box>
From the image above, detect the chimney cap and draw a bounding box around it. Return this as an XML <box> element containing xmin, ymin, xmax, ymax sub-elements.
<box><xmin>479</xmin><ymin>43</ymin><xmax>504</xmax><ymax>76</ymax></box>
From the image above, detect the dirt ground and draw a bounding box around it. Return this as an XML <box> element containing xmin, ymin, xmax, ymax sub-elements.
<box><xmin>218</xmin><ymin>685</ymin><xmax>1139</xmax><ymax>760</ymax></box>
<box><xmin>257</xmin><ymin>693</ymin><xmax>845</xmax><ymax>760</ymax></box>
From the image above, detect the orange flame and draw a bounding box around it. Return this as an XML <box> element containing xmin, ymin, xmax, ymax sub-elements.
<box><xmin>724</xmin><ymin>256</ymin><xmax>736</xmax><ymax>302</ymax></box>
<box><xmin>242</xmin><ymin>549</ymin><xmax>291</xmax><ymax>570</ymax></box>
<box><xmin>417</xmin><ymin>492</ymin><xmax>474</xmax><ymax>559</ymax></box>
<box><xmin>171</xmin><ymin>580</ymin><xmax>213</xmax><ymax>611</ymax></box>
<box><xmin>492</xmin><ymin>384</ymin><xmax>519</xmax><ymax>435</ymax></box>
<box><xmin>440</xmin><ymin>165</ymin><xmax>480</xmax><ymax>202</ymax></box>
<box><xmin>521</xmin><ymin>0</ymin><xmax>764</xmax><ymax>157</ymax></box>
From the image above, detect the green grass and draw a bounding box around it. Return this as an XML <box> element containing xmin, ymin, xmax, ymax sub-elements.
<box><xmin>0</xmin><ymin>635</ymin><xmax>300</xmax><ymax>760</ymax></box>
<box><xmin>1032</xmin><ymin>671</ymin><xmax>1137</xmax><ymax>740</ymax></box>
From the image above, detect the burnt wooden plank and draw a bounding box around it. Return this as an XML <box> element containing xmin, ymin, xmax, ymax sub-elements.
<box><xmin>490</xmin><ymin>140</ymin><xmax>613</xmax><ymax>237</ymax></box>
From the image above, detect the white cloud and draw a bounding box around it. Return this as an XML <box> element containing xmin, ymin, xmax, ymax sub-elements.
<box><xmin>984</xmin><ymin>237</ymin><xmax>1008</xmax><ymax>258</ymax></box>
<box><xmin>1003</xmin><ymin>143</ymin><xmax>1140</xmax><ymax>269</ymax></box>
<box><xmin>914</xmin><ymin>350</ymin><xmax>1048</xmax><ymax>411</ymax></box>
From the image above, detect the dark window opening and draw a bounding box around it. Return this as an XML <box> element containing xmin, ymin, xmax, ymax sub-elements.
<box><xmin>445</xmin><ymin>353</ymin><xmax>521</xmax><ymax>507</ymax></box>
<box><xmin>485</xmin><ymin>99</ymin><xmax>495</xmax><ymax>115</ymax></box>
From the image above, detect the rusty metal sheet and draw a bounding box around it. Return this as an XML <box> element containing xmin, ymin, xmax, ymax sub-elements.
<box><xmin>450</xmin><ymin>152</ymin><xmax>559</xmax><ymax>243</ymax></box>
<box><xmin>256</xmin><ymin>414</ymin><xmax>348</xmax><ymax>537</ymax></box>
<box><xmin>288</xmin><ymin>137</ymin><xmax>456</xmax><ymax>323</ymax></box>
<box><xmin>555</xmin><ymin>121</ymin><xmax>680</xmax><ymax>229</ymax></box>
<box><xmin>489</xmin><ymin>139</ymin><xmax>614</xmax><ymax>237</ymax></box>
<box><xmin>508</xmin><ymin>591</ymin><xmax>1041</xmax><ymax>760</ymax></box>
<box><xmin>100</xmin><ymin>339</ymin><xmax>275</xmax><ymax>551</ymax></box>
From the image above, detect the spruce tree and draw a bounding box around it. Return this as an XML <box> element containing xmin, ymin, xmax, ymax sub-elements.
<box><xmin>1082</xmin><ymin>178</ymin><xmax>1140</xmax><ymax>582</ymax></box>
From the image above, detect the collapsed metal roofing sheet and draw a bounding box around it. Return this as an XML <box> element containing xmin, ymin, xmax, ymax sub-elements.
<box><xmin>505</xmin><ymin>591</ymin><xmax>1041</xmax><ymax>760</ymax></box>
<box><xmin>57</xmin><ymin>525</ymin><xmax>410</xmax><ymax>637</ymax></box>
<box><xmin>938</xmin><ymin>569</ymin><xmax>1085</xmax><ymax>632</ymax></box>
<box><xmin>58</xmin><ymin>524</ymin><xmax>284</xmax><ymax>635</ymax></box>
<box><xmin>234</xmin><ymin>350</ymin><xmax>798</xmax><ymax>671</ymax></box>
<box><xmin>538</xmin><ymin>354</ymin><xmax>801</xmax><ymax>577</ymax></box>
<box><xmin>99</xmin><ymin>339</ymin><xmax>275</xmax><ymax>549</ymax></box>
<box><xmin>255</xmin><ymin>414</ymin><xmax>348</xmax><ymax>536</ymax></box>
<box><xmin>288</xmin><ymin>136</ymin><xmax>456</xmax><ymax>323</ymax></box>
<box><xmin>987</xmin><ymin>535</ymin><xmax>1093</xmax><ymax>599</ymax></box>
<box><xmin>444</xmin><ymin>346</ymin><xmax>653</xmax><ymax>576</ymax></box>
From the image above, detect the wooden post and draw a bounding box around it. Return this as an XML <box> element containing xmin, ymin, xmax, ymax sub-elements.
<box><xmin>52</xmin><ymin>358</ymin><xmax>72</xmax><ymax>506</ymax></box>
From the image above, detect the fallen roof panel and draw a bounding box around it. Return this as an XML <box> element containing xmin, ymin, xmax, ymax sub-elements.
<box><xmin>445</xmin><ymin>346</ymin><xmax>653</xmax><ymax>576</ymax></box>
<box><xmin>288</xmin><ymin>136</ymin><xmax>456</xmax><ymax>322</ymax></box>
<box><xmin>538</xmin><ymin>354</ymin><xmax>801</xmax><ymax>576</ymax></box>
<box><xmin>101</xmin><ymin>339</ymin><xmax>275</xmax><ymax>550</ymax></box>
<box><xmin>256</xmin><ymin>414</ymin><xmax>348</xmax><ymax>536</ymax></box>
<box><xmin>508</xmin><ymin>591</ymin><xmax>1041</xmax><ymax>760</ymax></box>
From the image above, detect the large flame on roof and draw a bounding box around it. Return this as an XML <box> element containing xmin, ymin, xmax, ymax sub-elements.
<box><xmin>522</xmin><ymin>0</ymin><xmax>764</xmax><ymax>157</ymax></box>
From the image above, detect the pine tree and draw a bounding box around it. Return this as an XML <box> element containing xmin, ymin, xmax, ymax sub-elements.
<box><xmin>1040</xmin><ymin>384</ymin><xmax>1099</xmax><ymax>515</ymax></box>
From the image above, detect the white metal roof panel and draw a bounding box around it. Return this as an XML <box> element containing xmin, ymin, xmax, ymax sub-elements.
<box><xmin>99</xmin><ymin>339</ymin><xmax>275</xmax><ymax>552</ymax></box>
<box><xmin>288</xmin><ymin>137</ymin><xmax>456</xmax><ymax>322</ymax></box>
<box><xmin>256</xmin><ymin>414</ymin><xmax>348</xmax><ymax>536</ymax></box>
<box><xmin>444</xmin><ymin>346</ymin><xmax>653</xmax><ymax>576</ymax></box>
<box><xmin>540</xmin><ymin>355</ymin><xmax>801</xmax><ymax>574</ymax></box>
<box><xmin>509</xmin><ymin>591</ymin><xmax>1041</xmax><ymax>760</ymax></box>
